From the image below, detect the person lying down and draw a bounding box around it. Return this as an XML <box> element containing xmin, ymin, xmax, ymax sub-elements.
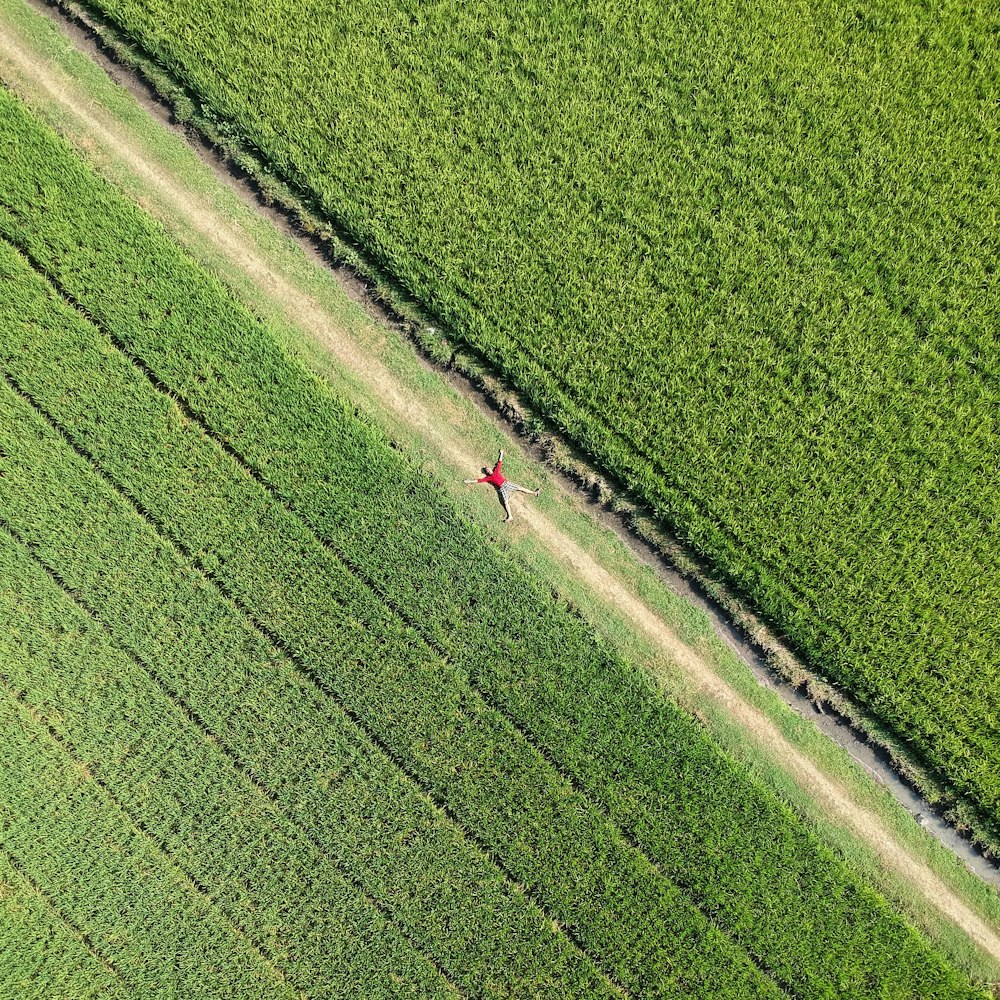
<box><xmin>465</xmin><ymin>449</ymin><xmax>540</xmax><ymax>522</ymax></box>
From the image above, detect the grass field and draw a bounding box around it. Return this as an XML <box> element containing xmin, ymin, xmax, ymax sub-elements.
<box><xmin>68</xmin><ymin>0</ymin><xmax>1000</xmax><ymax>833</ymax></box>
<box><xmin>0</xmin><ymin>84</ymin><xmax>992</xmax><ymax>996</ymax></box>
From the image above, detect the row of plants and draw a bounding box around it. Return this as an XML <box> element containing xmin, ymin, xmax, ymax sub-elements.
<box><xmin>0</xmin><ymin>677</ymin><xmax>294</xmax><ymax>997</ymax></box>
<box><xmin>0</xmin><ymin>90</ymin><xmax>987</xmax><ymax>998</ymax></box>
<box><xmin>72</xmin><ymin>0</ymin><xmax>1000</xmax><ymax>827</ymax></box>
<box><xmin>0</xmin><ymin>850</ymin><xmax>127</xmax><ymax>999</ymax></box>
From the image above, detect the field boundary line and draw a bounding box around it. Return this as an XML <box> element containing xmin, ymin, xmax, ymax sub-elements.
<box><xmin>0</xmin><ymin>369</ymin><xmax>633</xmax><ymax>1000</ymax></box>
<box><xmin>0</xmin><ymin>680</ymin><xmax>303</xmax><ymax>998</ymax></box>
<box><xmin>0</xmin><ymin>518</ymin><xmax>468</xmax><ymax>1000</ymax></box>
<box><xmin>0</xmin><ymin>233</ymin><xmax>801</xmax><ymax>998</ymax></box>
<box><xmin>0</xmin><ymin>11</ymin><xmax>998</xmax><ymax>970</ymax></box>
<box><xmin>0</xmin><ymin>846</ymin><xmax>126</xmax><ymax>990</ymax></box>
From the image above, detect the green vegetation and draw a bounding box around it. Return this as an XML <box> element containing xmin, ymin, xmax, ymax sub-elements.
<box><xmin>0</xmin><ymin>852</ymin><xmax>128</xmax><ymax>999</ymax></box>
<box><xmin>0</xmin><ymin>87</ymin><xmax>989</xmax><ymax>997</ymax></box>
<box><xmin>72</xmin><ymin>0</ymin><xmax>1000</xmax><ymax>828</ymax></box>
<box><xmin>0</xmin><ymin>247</ymin><xmax>763</xmax><ymax>1000</ymax></box>
<box><xmin>0</xmin><ymin>697</ymin><xmax>298</xmax><ymax>998</ymax></box>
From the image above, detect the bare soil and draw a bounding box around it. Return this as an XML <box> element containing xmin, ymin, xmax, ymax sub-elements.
<box><xmin>1</xmin><ymin>13</ymin><xmax>999</xmax><ymax>967</ymax></box>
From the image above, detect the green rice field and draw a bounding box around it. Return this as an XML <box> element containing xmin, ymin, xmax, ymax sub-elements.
<box><xmin>0</xmin><ymin>84</ymin><xmax>990</xmax><ymax>996</ymax></box>
<box><xmin>70</xmin><ymin>0</ymin><xmax>1000</xmax><ymax>833</ymax></box>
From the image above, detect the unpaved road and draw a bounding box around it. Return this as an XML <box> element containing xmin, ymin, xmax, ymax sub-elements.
<box><xmin>1</xmin><ymin>17</ymin><xmax>999</xmax><ymax>966</ymax></box>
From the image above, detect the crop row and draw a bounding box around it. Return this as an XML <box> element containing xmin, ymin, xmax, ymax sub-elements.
<box><xmin>0</xmin><ymin>91</ymin><xmax>986</xmax><ymax>998</ymax></box>
<box><xmin>0</xmin><ymin>530</ymin><xmax>470</xmax><ymax>999</ymax></box>
<box><xmin>75</xmin><ymin>0</ymin><xmax>1000</xmax><ymax>826</ymax></box>
<box><xmin>0</xmin><ymin>241</ymin><xmax>779</xmax><ymax>998</ymax></box>
<box><xmin>0</xmin><ymin>690</ymin><xmax>297</xmax><ymax>998</ymax></box>
<box><xmin>0</xmin><ymin>850</ymin><xmax>127</xmax><ymax>999</ymax></box>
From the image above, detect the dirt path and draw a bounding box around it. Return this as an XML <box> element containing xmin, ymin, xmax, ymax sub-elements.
<box><xmin>1</xmin><ymin>18</ymin><xmax>999</xmax><ymax>966</ymax></box>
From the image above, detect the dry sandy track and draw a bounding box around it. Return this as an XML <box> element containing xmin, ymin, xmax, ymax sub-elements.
<box><xmin>1</xmin><ymin>17</ymin><xmax>998</xmax><ymax>967</ymax></box>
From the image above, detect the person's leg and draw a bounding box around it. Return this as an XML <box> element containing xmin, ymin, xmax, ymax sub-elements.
<box><xmin>501</xmin><ymin>494</ymin><xmax>513</xmax><ymax>521</ymax></box>
<box><xmin>511</xmin><ymin>484</ymin><xmax>540</xmax><ymax>496</ymax></box>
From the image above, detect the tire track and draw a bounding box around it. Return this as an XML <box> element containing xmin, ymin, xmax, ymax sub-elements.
<box><xmin>0</xmin><ymin>847</ymin><xmax>127</xmax><ymax>992</ymax></box>
<box><xmin>0</xmin><ymin>686</ymin><xmax>302</xmax><ymax>999</ymax></box>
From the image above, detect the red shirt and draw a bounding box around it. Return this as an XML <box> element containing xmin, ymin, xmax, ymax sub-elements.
<box><xmin>477</xmin><ymin>460</ymin><xmax>506</xmax><ymax>487</ymax></box>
